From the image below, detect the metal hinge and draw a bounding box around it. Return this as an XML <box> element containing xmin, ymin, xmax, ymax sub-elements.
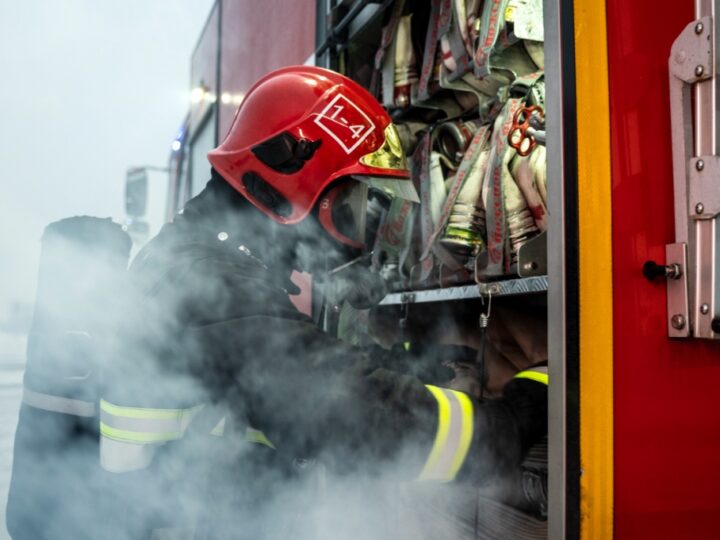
<box><xmin>666</xmin><ymin>14</ymin><xmax>719</xmax><ymax>338</ymax></box>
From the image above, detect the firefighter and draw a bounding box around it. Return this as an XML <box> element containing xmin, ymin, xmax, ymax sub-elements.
<box><xmin>100</xmin><ymin>66</ymin><xmax>548</xmax><ymax>538</ymax></box>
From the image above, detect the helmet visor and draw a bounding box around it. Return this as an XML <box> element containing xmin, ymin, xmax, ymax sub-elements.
<box><xmin>319</xmin><ymin>173</ymin><xmax>419</xmax><ymax>249</ymax></box>
<box><xmin>359</xmin><ymin>124</ymin><xmax>409</xmax><ymax>173</ymax></box>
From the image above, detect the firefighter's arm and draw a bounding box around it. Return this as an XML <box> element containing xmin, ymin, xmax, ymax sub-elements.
<box><xmin>451</xmin><ymin>366</ymin><xmax>548</xmax><ymax>483</ymax></box>
<box><xmin>189</xmin><ymin>315</ymin><xmax>546</xmax><ymax>482</ymax></box>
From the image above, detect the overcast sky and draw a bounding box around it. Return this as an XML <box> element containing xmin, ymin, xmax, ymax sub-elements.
<box><xmin>0</xmin><ymin>0</ymin><xmax>215</xmax><ymax>313</ymax></box>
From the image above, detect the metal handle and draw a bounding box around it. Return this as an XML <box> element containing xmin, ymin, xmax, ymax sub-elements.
<box><xmin>643</xmin><ymin>260</ymin><xmax>683</xmax><ymax>281</ymax></box>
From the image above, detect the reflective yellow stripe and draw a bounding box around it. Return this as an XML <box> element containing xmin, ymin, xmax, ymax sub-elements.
<box><xmin>100</xmin><ymin>422</ymin><xmax>182</xmax><ymax>443</ymax></box>
<box><xmin>418</xmin><ymin>385</ymin><xmax>474</xmax><ymax>482</ymax></box>
<box><xmin>99</xmin><ymin>399</ymin><xmax>205</xmax><ymax>445</ymax></box>
<box><xmin>210</xmin><ymin>417</ymin><xmax>226</xmax><ymax>437</ymax></box>
<box><xmin>101</xmin><ymin>399</ymin><xmax>276</xmax><ymax>450</ymax></box>
<box><xmin>246</xmin><ymin>428</ymin><xmax>276</xmax><ymax>449</ymax></box>
<box><xmin>449</xmin><ymin>390</ymin><xmax>474</xmax><ymax>478</ymax></box>
<box><xmin>100</xmin><ymin>399</ymin><xmax>202</xmax><ymax>420</ymax></box>
<box><xmin>514</xmin><ymin>370</ymin><xmax>549</xmax><ymax>386</ymax></box>
<box><xmin>419</xmin><ymin>385</ymin><xmax>452</xmax><ymax>478</ymax></box>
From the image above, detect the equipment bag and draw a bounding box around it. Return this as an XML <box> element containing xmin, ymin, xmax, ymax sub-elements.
<box><xmin>6</xmin><ymin>216</ymin><xmax>131</xmax><ymax>540</ymax></box>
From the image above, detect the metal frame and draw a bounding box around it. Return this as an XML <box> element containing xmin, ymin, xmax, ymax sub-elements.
<box><xmin>545</xmin><ymin>0</ymin><xmax>574</xmax><ymax>537</ymax></box>
<box><xmin>379</xmin><ymin>277</ymin><xmax>549</xmax><ymax>305</ymax></box>
<box><xmin>667</xmin><ymin>1</ymin><xmax>720</xmax><ymax>339</ymax></box>
<box><xmin>215</xmin><ymin>0</ymin><xmax>223</xmax><ymax>146</ymax></box>
<box><xmin>185</xmin><ymin>104</ymin><xmax>218</xmax><ymax>202</ymax></box>
<box><xmin>691</xmin><ymin>2</ymin><xmax>720</xmax><ymax>338</ymax></box>
<box><xmin>314</xmin><ymin>0</ymin><xmax>395</xmax><ymax>68</ymax></box>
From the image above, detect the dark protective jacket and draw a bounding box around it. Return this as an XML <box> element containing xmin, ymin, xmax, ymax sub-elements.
<box><xmin>100</xmin><ymin>174</ymin><xmax>548</xmax><ymax>539</ymax></box>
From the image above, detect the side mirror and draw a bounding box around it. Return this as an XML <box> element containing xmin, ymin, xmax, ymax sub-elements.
<box><xmin>125</xmin><ymin>168</ymin><xmax>148</xmax><ymax>217</ymax></box>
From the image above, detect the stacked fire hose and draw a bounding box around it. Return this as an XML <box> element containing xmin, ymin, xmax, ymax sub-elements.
<box><xmin>366</xmin><ymin>0</ymin><xmax>546</xmax><ymax>289</ymax></box>
<box><xmin>325</xmin><ymin>4</ymin><xmax>549</xmax><ymax>532</ymax></box>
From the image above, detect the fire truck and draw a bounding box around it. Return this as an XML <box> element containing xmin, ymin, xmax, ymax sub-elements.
<box><xmin>123</xmin><ymin>0</ymin><xmax>720</xmax><ymax>538</ymax></box>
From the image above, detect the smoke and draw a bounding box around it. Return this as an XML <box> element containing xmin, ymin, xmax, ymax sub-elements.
<box><xmin>4</xmin><ymin>186</ymin><xmax>548</xmax><ymax>540</ymax></box>
<box><xmin>0</xmin><ymin>4</ymin><xmax>548</xmax><ymax>534</ymax></box>
<box><xmin>0</xmin><ymin>2</ymin><xmax>216</xmax><ymax>538</ymax></box>
<box><xmin>0</xmin><ymin>0</ymin><xmax>214</xmax><ymax>319</ymax></box>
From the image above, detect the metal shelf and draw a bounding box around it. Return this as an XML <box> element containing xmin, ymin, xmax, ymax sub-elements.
<box><xmin>315</xmin><ymin>0</ymin><xmax>393</xmax><ymax>58</ymax></box>
<box><xmin>378</xmin><ymin>276</ymin><xmax>549</xmax><ymax>305</ymax></box>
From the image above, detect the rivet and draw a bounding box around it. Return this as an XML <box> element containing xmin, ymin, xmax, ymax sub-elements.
<box><xmin>695</xmin><ymin>21</ymin><xmax>704</xmax><ymax>34</ymax></box>
<box><xmin>696</xmin><ymin>203</ymin><xmax>705</xmax><ymax>215</ymax></box>
<box><xmin>701</xmin><ymin>303</ymin><xmax>710</xmax><ymax>314</ymax></box>
<box><xmin>696</xmin><ymin>159</ymin><xmax>705</xmax><ymax>171</ymax></box>
<box><xmin>696</xmin><ymin>65</ymin><xmax>705</xmax><ymax>77</ymax></box>
<box><xmin>671</xmin><ymin>314</ymin><xmax>686</xmax><ymax>330</ymax></box>
<box><xmin>217</xmin><ymin>231</ymin><xmax>229</xmax><ymax>241</ymax></box>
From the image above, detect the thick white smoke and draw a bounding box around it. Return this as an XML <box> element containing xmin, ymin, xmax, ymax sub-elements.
<box><xmin>5</xmin><ymin>200</ymin><xmax>548</xmax><ymax>540</ymax></box>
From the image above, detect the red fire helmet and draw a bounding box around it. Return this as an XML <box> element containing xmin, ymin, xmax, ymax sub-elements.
<box><xmin>207</xmin><ymin>66</ymin><xmax>413</xmax><ymax>238</ymax></box>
